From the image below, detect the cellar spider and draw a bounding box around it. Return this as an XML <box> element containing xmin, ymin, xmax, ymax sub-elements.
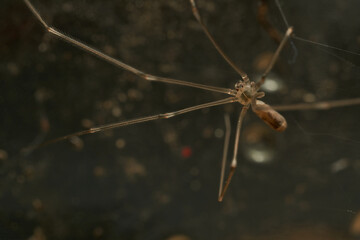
<box><xmin>24</xmin><ymin>0</ymin><xmax>360</xmax><ymax>202</ymax></box>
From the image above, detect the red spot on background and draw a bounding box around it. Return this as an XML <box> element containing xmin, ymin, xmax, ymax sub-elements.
<box><xmin>181</xmin><ymin>146</ymin><xmax>192</xmax><ymax>158</ymax></box>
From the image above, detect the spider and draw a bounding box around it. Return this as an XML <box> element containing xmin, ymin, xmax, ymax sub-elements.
<box><xmin>24</xmin><ymin>0</ymin><xmax>360</xmax><ymax>202</ymax></box>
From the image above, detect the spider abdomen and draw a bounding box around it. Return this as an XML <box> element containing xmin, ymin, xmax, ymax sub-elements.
<box><xmin>252</xmin><ymin>100</ymin><xmax>287</xmax><ymax>132</ymax></box>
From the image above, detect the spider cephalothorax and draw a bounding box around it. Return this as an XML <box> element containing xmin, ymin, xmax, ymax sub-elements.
<box><xmin>235</xmin><ymin>79</ymin><xmax>263</xmax><ymax>105</ymax></box>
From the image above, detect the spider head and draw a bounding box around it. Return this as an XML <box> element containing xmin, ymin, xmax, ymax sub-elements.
<box><xmin>235</xmin><ymin>80</ymin><xmax>257</xmax><ymax>105</ymax></box>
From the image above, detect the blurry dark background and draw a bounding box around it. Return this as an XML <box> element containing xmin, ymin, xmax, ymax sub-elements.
<box><xmin>1</xmin><ymin>0</ymin><xmax>360</xmax><ymax>239</ymax></box>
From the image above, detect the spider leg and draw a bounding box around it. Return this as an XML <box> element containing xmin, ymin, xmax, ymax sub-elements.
<box><xmin>257</xmin><ymin>0</ymin><xmax>282</xmax><ymax>44</ymax></box>
<box><xmin>218</xmin><ymin>105</ymin><xmax>249</xmax><ymax>202</ymax></box>
<box><xmin>22</xmin><ymin>97</ymin><xmax>237</xmax><ymax>154</ymax></box>
<box><xmin>218</xmin><ymin>114</ymin><xmax>231</xmax><ymax>201</ymax></box>
<box><xmin>189</xmin><ymin>0</ymin><xmax>249</xmax><ymax>81</ymax></box>
<box><xmin>256</xmin><ymin>27</ymin><xmax>293</xmax><ymax>90</ymax></box>
<box><xmin>272</xmin><ymin>98</ymin><xmax>360</xmax><ymax>112</ymax></box>
<box><xmin>24</xmin><ymin>0</ymin><xmax>236</xmax><ymax>96</ymax></box>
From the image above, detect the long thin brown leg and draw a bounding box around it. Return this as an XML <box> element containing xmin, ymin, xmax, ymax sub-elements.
<box><xmin>22</xmin><ymin>97</ymin><xmax>237</xmax><ymax>154</ymax></box>
<box><xmin>256</xmin><ymin>27</ymin><xmax>293</xmax><ymax>90</ymax></box>
<box><xmin>275</xmin><ymin>0</ymin><xmax>291</xmax><ymax>29</ymax></box>
<box><xmin>272</xmin><ymin>98</ymin><xmax>360</xmax><ymax>112</ymax></box>
<box><xmin>24</xmin><ymin>0</ymin><xmax>236</xmax><ymax>96</ymax></box>
<box><xmin>257</xmin><ymin>0</ymin><xmax>282</xmax><ymax>44</ymax></box>
<box><xmin>189</xmin><ymin>0</ymin><xmax>249</xmax><ymax>81</ymax></box>
<box><xmin>218</xmin><ymin>114</ymin><xmax>231</xmax><ymax>201</ymax></box>
<box><xmin>218</xmin><ymin>105</ymin><xmax>249</xmax><ymax>202</ymax></box>
<box><xmin>258</xmin><ymin>0</ymin><xmax>298</xmax><ymax>65</ymax></box>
